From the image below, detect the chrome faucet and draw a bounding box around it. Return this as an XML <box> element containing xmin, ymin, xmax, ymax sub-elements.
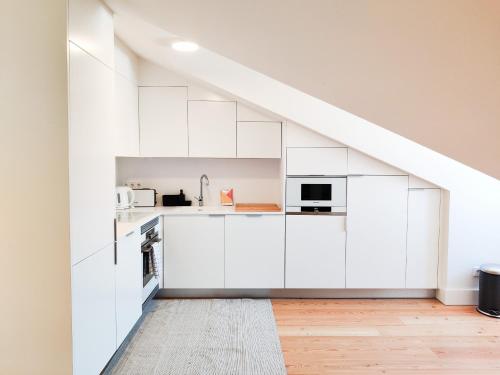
<box><xmin>195</xmin><ymin>174</ymin><xmax>209</xmax><ymax>206</ymax></box>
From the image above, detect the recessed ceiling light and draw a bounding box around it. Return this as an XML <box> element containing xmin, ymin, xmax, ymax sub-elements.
<box><xmin>171</xmin><ymin>41</ymin><xmax>199</xmax><ymax>52</ymax></box>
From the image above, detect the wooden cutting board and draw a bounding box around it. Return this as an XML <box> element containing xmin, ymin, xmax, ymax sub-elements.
<box><xmin>234</xmin><ymin>203</ymin><xmax>281</xmax><ymax>212</ymax></box>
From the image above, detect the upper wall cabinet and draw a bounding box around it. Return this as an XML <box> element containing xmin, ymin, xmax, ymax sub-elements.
<box><xmin>69</xmin><ymin>0</ymin><xmax>114</xmax><ymax>66</ymax></box>
<box><xmin>138</xmin><ymin>59</ymin><xmax>188</xmax><ymax>86</ymax></box>
<box><xmin>237</xmin><ymin>103</ymin><xmax>279</xmax><ymax>122</ymax></box>
<box><xmin>188</xmin><ymin>101</ymin><xmax>237</xmax><ymax>158</ymax></box>
<box><xmin>188</xmin><ymin>84</ymin><xmax>232</xmax><ymax>101</ymax></box>
<box><xmin>287</xmin><ymin>147</ymin><xmax>348</xmax><ymax>175</ymax></box>
<box><xmin>286</xmin><ymin>121</ymin><xmax>345</xmax><ymax>148</ymax></box>
<box><xmin>69</xmin><ymin>44</ymin><xmax>115</xmax><ymax>265</ymax></box>
<box><xmin>409</xmin><ymin>175</ymin><xmax>438</xmax><ymax>189</ymax></box>
<box><xmin>139</xmin><ymin>87</ymin><xmax>188</xmax><ymax>157</ymax></box>
<box><xmin>348</xmin><ymin>149</ymin><xmax>406</xmax><ymax>176</ymax></box>
<box><xmin>237</xmin><ymin>122</ymin><xmax>282</xmax><ymax>158</ymax></box>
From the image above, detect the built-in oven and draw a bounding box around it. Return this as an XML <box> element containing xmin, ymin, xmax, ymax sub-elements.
<box><xmin>140</xmin><ymin>217</ymin><xmax>162</xmax><ymax>305</ymax></box>
<box><xmin>286</xmin><ymin>177</ymin><xmax>347</xmax><ymax>212</ymax></box>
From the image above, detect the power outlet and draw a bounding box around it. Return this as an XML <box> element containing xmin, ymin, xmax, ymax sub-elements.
<box><xmin>127</xmin><ymin>180</ymin><xmax>142</xmax><ymax>189</ymax></box>
<box><xmin>472</xmin><ymin>266</ymin><xmax>480</xmax><ymax>278</ymax></box>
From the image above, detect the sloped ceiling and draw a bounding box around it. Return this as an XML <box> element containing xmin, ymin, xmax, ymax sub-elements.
<box><xmin>106</xmin><ymin>0</ymin><xmax>500</xmax><ymax>179</ymax></box>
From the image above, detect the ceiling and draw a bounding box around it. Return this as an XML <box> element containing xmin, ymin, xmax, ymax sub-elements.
<box><xmin>107</xmin><ymin>0</ymin><xmax>500</xmax><ymax>179</ymax></box>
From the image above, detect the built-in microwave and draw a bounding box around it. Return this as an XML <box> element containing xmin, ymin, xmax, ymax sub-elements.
<box><xmin>286</xmin><ymin>177</ymin><xmax>347</xmax><ymax>210</ymax></box>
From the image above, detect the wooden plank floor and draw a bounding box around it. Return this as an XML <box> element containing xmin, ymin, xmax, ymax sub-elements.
<box><xmin>272</xmin><ymin>299</ymin><xmax>500</xmax><ymax>374</ymax></box>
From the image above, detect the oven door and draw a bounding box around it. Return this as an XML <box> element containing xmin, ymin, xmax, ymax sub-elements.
<box><xmin>286</xmin><ymin>177</ymin><xmax>346</xmax><ymax>207</ymax></box>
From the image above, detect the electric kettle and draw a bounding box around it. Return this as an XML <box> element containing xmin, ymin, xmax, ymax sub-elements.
<box><xmin>116</xmin><ymin>186</ymin><xmax>135</xmax><ymax>209</ymax></box>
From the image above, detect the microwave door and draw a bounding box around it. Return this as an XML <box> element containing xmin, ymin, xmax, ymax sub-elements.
<box><xmin>286</xmin><ymin>177</ymin><xmax>335</xmax><ymax>207</ymax></box>
<box><xmin>286</xmin><ymin>177</ymin><xmax>347</xmax><ymax>208</ymax></box>
<box><xmin>301</xmin><ymin>183</ymin><xmax>332</xmax><ymax>203</ymax></box>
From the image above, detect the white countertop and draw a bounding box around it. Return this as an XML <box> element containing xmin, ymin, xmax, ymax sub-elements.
<box><xmin>116</xmin><ymin>205</ymin><xmax>284</xmax><ymax>238</ymax></box>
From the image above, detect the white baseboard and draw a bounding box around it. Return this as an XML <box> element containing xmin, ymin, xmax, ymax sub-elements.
<box><xmin>156</xmin><ymin>288</ymin><xmax>436</xmax><ymax>299</ymax></box>
<box><xmin>436</xmin><ymin>288</ymin><xmax>478</xmax><ymax>305</ymax></box>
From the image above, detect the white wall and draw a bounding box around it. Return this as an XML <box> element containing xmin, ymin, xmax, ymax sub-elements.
<box><xmin>1</xmin><ymin>1</ymin><xmax>72</xmax><ymax>373</ymax></box>
<box><xmin>116</xmin><ymin>157</ymin><xmax>282</xmax><ymax>206</ymax></box>
<box><xmin>113</xmin><ymin>14</ymin><xmax>500</xmax><ymax>304</ymax></box>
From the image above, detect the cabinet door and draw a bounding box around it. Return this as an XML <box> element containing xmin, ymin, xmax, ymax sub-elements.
<box><xmin>115</xmin><ymin>230</ymin><xmax>142</xmax><ymax>347</ymax></box>
<box><xmin>287</xmin><ymin>147</ymin><xmax>347</xmax><ymax>175</ymax></box>
<box><xmin>348</xmin><ymin>149</ymin><xmax>406</xmax><ymax>175</ymax></box>
<box><xmin>69</xmin><ymin>43</ymin><xmax>115</xmax><ymax>265</ymax></box>
<box><xmin>346</xmin><ymin>176</ymin><xmax>408</xmax><ymax>288</ymax></box>
<box><xmin>139</xmin><ymin>86</ymin><xmax>188</xmax><ymax>157</ymax></box>
<box><xmin>188</xmin><ymin>101</ymin><xmax>236</xmax><ymax>158</ymax></box>
<box><xmin>69</xmin><ymin>0</ymin><xmax>114</xmax><ymax>67</ymax></box>
<box><xmin>72</xmin><ymin>245</ymin><xmax>116</xmax><ymax>375</ymax></box>
<box><xmin>286</xmin><ymin>215</ymin><xmax>346</xmax><ymax>288</ymax></box>
<box><xmin>237</xmin><ymin>122</ymin><xmax>282</xmax><ymax>158</ymax></box>
<box><xmin>406</xmin><ymin>189</ymin><xmax>440</xmax><ymax>288</ymax></box>
<box><xmin>286</xmin><ymin>122</ymin><xmax>345</xmax><ymax>148</ymax></box>
<box><xmin>114</xmin><ymin>73</ymin><xmax>139</xmax><ymax>156</ymax></box>
<box><xmin>163</xmin><ymin>215</ymin><xmax>225</xmax><ymax>288</ymax></box>
<box><xmin>225</xmin><ymin>215</ymin><xmax>285</xmax><ymax>288</ymax></box>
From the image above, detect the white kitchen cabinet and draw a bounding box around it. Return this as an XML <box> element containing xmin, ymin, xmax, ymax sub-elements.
<box><xmin>69</xmin><ymin>43</ymin><xmax>115</xmax><ymax>265</ymax></box>
<box><xmin>163</xmin><ymin>215</ymin><xmax>225</xmax><ymax>288</ymax></box>
<box><xmin>406</xmin><ymin>189</ymin><xmax>441</xmax><ymax>288</ymax></box>
<box><xmin>114</xmin><ymin>73</ymin><xmax>139</xmax><ymax>156</ymax></box>
<box><xmin>409</xmin><ymin>175</ymin><xmax>438</xmax><ymax>189</ymax></box>
<box><xmin>139</xmin><ymin>86</ymin><xmax>188</xmax><ymax>157</ymax></box>
<box><xmin>348</xmin><ymin>149</ymin><xmax>406</xmax><ymax>175</ymax></box>
<box><xmin>237</xmin><ymin>121</ymin><xmax>282</xmax><ymax>158</ymax></box>
<box><xmin>287</xmin><ymin>147</ymin><xmax>347</xmax><ymax>175</ymax></box>
<box><xmin>225</xmin><ymin>215</ymin><xmax>285</xmax><ymax>288</ymax></box>
<box><xmin>115</xmin><ymin>230</ymin><xmax>142</xmax><ymax>347</ymax></box>
<box><xmin>72</xmin><ymin>245</ymin><xmax>116</xmax><ymax>375</ymax></box>
<box><xmin>188</xmin><ymin>101</ymin><xmax>237</xmax><ymax>158</ymax></box>
<box><xmin>286</xmin><ymin>121</ymin><xmax>345</xmax><ymax>148</ymax></box>
<box><xmin>237</xmin><ymin>103</ymin><xmax>278</xmax><ymax>122</ymax></box>
<box><xmin>346</xmin><ymin>176</ymin><xmax>408</xmax><ymax>288</ymax></box>
<box><xmin>286</xmin><ymin>215</ymin><xmax>346</xmax><ymax>288</ymax></box>
<box><xmin>68</xmin><ymin>0</ymin><xmax>114</xmax><ymax>67</ymax></box>
<box><xmin>188</xmin><ymin>84</ymin><xmax>232</xmax><ymax>101</ymax></box>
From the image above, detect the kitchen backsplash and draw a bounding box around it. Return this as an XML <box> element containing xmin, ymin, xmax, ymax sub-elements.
<box><xmin>116</xmin><ymin>157</ymin><xmax>282</xmax><ymax>206</ymax></box>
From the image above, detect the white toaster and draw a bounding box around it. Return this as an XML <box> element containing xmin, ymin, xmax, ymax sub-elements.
<box><xmin>132</xmin><ymin>188</ymin><xmax>157</xmax><ymax>207</ymax></box>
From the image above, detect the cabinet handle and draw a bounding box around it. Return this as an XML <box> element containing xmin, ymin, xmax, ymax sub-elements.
<box><xmin>113</xmin><ymin>218</ymin><xmax>117</xmax><ymax>265</ymax></box>
<box><xmin>126</xmin><ymin>231</ymin><xmax>134</xmax><ymax>237</ymax></box>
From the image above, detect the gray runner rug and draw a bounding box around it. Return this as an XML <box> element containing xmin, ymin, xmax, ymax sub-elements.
<box><xmin>108</xmin><ymin>299</ymin><xmax>287</xmax><ymax>375</ymax></box>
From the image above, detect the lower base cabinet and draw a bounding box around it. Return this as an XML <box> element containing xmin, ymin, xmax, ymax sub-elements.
<box><xmin>346</xmin><ymin>176</ymin><xmax>409</xmax><ymax>288</ymax></box>
<box><xmin>163</xmin><ymin>215</ymin><xmax>225</xmax><ymax>288</ymax></box>
<box><xmin>72</xmin><ymin>244</ymin><xmax>116</xmax><ymax>375</ymax></box>
<box><xmin>115</xmin><ymin>230</ymin><xmax>142</xmax><ymax>347</ymax></box>
<box><xmin>225</xmin><ymin>215</ymin><xmax>285</xmax><ymax>288</ymax></box>
<box><xmin>286</xmin><ymin>215</ymin><xmax>346</xmax><ymax>288</ymax></box>
<box><xmin>406</xmin><ymin>189</ymin><xmax>441</xmax><ymax>288</ymax></box>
